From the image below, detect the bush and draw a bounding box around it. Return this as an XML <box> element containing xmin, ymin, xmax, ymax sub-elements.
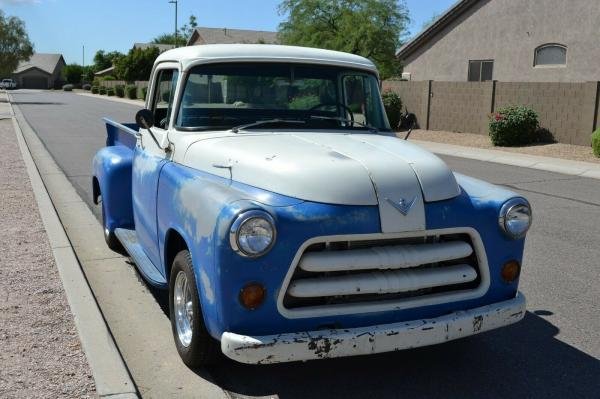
<box><xmin>82</xmin><ymin>83</ymin><xmax>91</xmax><ymax>91</ymax></box>
<box><xmin>106</xmin><ymin>87</ymin><xmax>115</xmax><ymax>96</ymax></box>
<box><xmin>115</xmin><ymin>85</ymin><xmax>125</xmax><ymax>98</ymax></box>
<box><xmin>592</xmin><ymin>129</ymin><xmax>600</xmax><ymax>158</ymax></box>
<box><xmin>102</xmin><ymin>75</ymin><xmax>116</xmax><ymax>81</ymax></box>
<box><xmin>381</xmin><ymin>90</ymin><xmax>402</xmax><ymax>130</ymax></box>
<box><xmin>62</xmin><ymin>84</ymin><xmax>74</xmax><ymax>91</ymax></box>
<box><xmin>91</xmin><ymin>86</ymin><xmax>99</xmax><ymax>94</ymax></box>
<box><xmin>125</xmin><ymin>85</ymin><xmax>137</xmax><ymax>99</ymax></box>
<box><xmin>141</xmin><ymin>86</ymin><xmax>148</xmax><ymax>100</ymax></box>
<box><xmin>489</xmin><ymin>105</ymin><xmax>539</xmax><ymax>146</ymax></box>
<box><xmin>99</xmin><ymin>86</ymin><xmax>107</xmax><ymax>95</ymax></box>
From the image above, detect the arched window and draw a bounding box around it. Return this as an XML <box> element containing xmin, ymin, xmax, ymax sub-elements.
<box><xmin>534</xmin><ymin>44</ymin><xmax>567</xmax><ymax>66</ymax></box>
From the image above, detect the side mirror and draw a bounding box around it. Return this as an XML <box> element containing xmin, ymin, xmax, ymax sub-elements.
<box><xmin>135</xmin><ymin>109</ymin><xmax>163</xmax><ymax>148</ymax></box>
<box><xmin>135</xmin><ymin>109</ymin><xmax>155</xmax><ymax>130</ymax></box>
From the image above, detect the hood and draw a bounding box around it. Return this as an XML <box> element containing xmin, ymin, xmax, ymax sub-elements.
<box><xmin>183</xmin><ymin>132</ymin><xmax>460</xmax><ymax>233</ymax></box>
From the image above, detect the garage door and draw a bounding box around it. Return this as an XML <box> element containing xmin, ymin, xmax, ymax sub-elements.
<box><xmin>22</xmin><ymin>76</ymin><xmax>48</xmax><ymax>89</ymax></box>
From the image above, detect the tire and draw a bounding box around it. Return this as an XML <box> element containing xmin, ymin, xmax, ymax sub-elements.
<box><xmin>99</xmin><ymin>195</ymin><xmax>123</xmax><ymax>252</ymax></box>
<box><xmin>169</xmin><ymin>250</ymin><xmax>220</xmax><ymax>368</ymax></box>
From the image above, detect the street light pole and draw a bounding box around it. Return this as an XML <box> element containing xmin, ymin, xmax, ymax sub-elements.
<box><xmin>169</xmin><ymin>0</ymin><xmax>178</xmax><ymax>47</ymax></box>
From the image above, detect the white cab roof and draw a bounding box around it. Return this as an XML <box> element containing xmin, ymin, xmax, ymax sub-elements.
<box><xmin>155</xmin><ymin>44</ymin><xmax>378</xmax><ymax>74</ymax></box>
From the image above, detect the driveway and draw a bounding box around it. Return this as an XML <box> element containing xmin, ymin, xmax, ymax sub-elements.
<box><xmin>10</xmin><ymin>89</ymin><xmax>600</xmax><ymax>399</ymax></box>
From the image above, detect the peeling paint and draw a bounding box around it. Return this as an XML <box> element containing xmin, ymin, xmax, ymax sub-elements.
<box><xmin>199</xmin><ymin>268</ymin><xmax>215</xmax><ymax>304</ymax></box>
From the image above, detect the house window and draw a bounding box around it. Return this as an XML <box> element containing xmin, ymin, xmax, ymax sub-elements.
<box><xmin>534</xmin><ymin>44</ymin><xmax>567</xmax><ymax>66</ymax></box>
<box><xmin>468</xmin><ymin>60</ymin><xmax>494</xmax><ymax>82</ymax></box>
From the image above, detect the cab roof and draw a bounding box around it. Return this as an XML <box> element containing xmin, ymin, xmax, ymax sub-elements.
<box><xmin>155</xmin><ymin>44</ymin><xmax>378</xmax><ymax>75</ymax></box>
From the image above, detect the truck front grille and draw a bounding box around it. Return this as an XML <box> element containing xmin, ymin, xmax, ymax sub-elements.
<box><xmin>281</xmin><ymin>230</ymin><xmax>486</xmax><ymax>314</ymax></box>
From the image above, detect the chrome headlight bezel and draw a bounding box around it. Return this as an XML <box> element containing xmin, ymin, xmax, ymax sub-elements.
<box><xmin>498</xmin><ymin>198</ymin><xmax>532</xmax><ymax>240</ymax></box>
<box><xmin>229</xmin><ymin>210</ymin><xmax>276</xmax><ymax>258</ymax></box>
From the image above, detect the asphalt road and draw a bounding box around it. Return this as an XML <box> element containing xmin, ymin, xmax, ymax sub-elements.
<box><xmin>11</xmin><ymin>90</ymin><xmax>600</xmax><ymax>399</ymax></box>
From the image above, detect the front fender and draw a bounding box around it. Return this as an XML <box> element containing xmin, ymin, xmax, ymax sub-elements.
<box><xmin>92</xmin><ymin>146</ymin><xmax>134</xmax><ymax>232</ymax></box>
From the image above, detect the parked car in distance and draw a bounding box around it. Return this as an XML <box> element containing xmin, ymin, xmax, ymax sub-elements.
<box><xmin>93</xmin><ymin>44</ymin><xmax>532</xmax><ymax>367</ymax></box>
<box><xmin>0</xmin><ymin>78</ymin><xmax>17</xmax><ymax>90</ymax></box>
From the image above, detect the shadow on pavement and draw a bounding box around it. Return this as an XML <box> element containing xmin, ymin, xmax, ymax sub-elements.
<box><xmin>11</xmin><ymin>101</ymin><xmax>65</xmax><ymax>105</ymax></box>
<box><xmin>198</xmin><ymin>312</ymin><xmax>599</xmax><ymax>399</ymax></box>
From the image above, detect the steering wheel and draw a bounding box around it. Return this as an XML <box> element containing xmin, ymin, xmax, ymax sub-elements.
<box><xmin>309</xmin><ymin>102</ymin><xmax>355</xmax><ymax>126</ymax></box>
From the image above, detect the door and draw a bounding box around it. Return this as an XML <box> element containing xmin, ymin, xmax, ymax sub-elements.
<box><xmin>22</xmin><ymin>76</ymin><xmax>48</xmax><ymax>89</ymax></box>
<box><xmin>132</xmin><ymin>65</ymin><xmax>179</xmax><ymax>269</ymax></box>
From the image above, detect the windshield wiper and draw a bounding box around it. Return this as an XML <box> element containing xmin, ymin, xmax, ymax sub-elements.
<box><xmin>230</xmin><ymin>119</ymin><xmax>306</xmax><ymax>133</ymax></box>
<box><xmin>309</xmin><ymin>115</ymin><xmax>379</xmax><ymax>133</ymax></box>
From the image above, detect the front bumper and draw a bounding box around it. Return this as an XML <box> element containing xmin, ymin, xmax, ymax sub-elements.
<box><xmin>221</xmin><ymin>293</ymin><xmax>526</xmax><ymax>364</ymax></box>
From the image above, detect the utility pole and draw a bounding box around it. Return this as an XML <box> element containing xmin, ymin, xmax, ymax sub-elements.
<box><xmin>169</xmin><ymin>0</ymin><xmax>178</xmax><ymax>47</ymax></box>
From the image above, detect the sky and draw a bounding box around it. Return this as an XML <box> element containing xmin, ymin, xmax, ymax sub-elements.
<box><xmin>0</xmin><ymin>0</ymin><xmax>457</xmax><ymax>64</ymax></box>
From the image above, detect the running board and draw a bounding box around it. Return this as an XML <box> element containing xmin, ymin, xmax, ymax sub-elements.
<box><xmin>115</xmin><ymin>228</ymin><xmax>167</xmax><ymax>288</ymax></box>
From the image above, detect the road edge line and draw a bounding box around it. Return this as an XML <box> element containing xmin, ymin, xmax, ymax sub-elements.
<box><xmin>8</xmin><ymin>96</ymin><xmax>139</xmax><ymax>399</ymax></box>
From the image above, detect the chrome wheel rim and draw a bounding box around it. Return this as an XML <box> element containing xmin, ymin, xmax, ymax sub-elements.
<box><xmin>174</xmin><ymin>271</ymin><xmax>194</xmax><ymax>347</ymax></box>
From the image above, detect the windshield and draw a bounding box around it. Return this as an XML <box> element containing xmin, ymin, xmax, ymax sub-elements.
<box><xmin>176</xmin><ymin>63</ymin><xmax>390</xmax><ymax>132</ymax></box>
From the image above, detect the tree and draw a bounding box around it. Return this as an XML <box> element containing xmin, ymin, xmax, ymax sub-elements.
<box><xmin>93</xmin><ymin>50</ymin><xmax>124</xmax><ymax>72</ymax></box>
<box><xmin>114</xmin><ymin>46</ymin><xmax>160</xmax><ymax>82</ymax></box>
<box><xmin>62</xmin><ymin>63</ymin><xmax>84</xmax><ymax>84</ymax></box>
<box><xmin>0</xmin><ymin>11</ymin><xmax>34</xmax><ymax>77</ymax></box>
<box><xmin>278</xmin><ymin>0</ymin><xmax>409</xmax><ymax>79</ymax></box>
<box><xmin>152</xmin><ymin>14</ymin><xmax>198</xmax><ymax>46</ymax></box>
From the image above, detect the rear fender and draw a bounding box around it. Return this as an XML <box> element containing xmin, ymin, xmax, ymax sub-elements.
<box><xmin>92</xmin><ymin>146</ymin><xmax>134</xmax><ymax>232</ymax></box>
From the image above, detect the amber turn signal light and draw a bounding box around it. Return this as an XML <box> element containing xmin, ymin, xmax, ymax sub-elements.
<box><xmin>501</xmin><ymin>260</ymin><xmax>521</xmax><ymax>283</ymax></box>
<box><xmin>239</xmin><ymin>283</ymin><xmax>266</xmax><ymax>310</ymax></box>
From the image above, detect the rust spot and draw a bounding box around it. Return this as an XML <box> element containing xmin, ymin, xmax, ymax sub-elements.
<box><xmin>473</xmin><ymin>315</ymin><xmax>483</xmax><ymax>332</ymax></box>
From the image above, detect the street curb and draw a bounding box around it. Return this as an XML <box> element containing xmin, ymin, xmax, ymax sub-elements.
<box><xmin>74</xmin><ymin>91</ymin><xmax>145</xmax><ymax>106</ymax></box>
<box><xmin>8</xmin><ymin>98</ymin><xmax>139</xmax><ymax>399</ymax></box>
<box><xmin>412</xmin><ymin>139</ymin><xmax>600</xmax><ymax>180</ymax></box>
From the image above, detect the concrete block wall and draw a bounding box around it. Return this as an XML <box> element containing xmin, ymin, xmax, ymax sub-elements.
<box><xmin>385</xmin><ymin>80</ymin><xmax>600</xmax><ymax>146</ymax></box>
<box><xmin>382</xmin><ymin>80</ymin><xmax>429</xmax><ymax>128</ymax></box>
<box><xmin>430</xmin><ymin>81</ymin><xmax>493</xmax><ymax>134</ymax></box>
<box><xmin>494</xmin><ymin>82</ymin><xmax>596</xmax><ymax>145</ymax></box>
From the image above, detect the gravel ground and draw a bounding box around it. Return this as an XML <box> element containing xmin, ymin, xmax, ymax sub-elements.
<box><xmin>0</xmin><ymin>118</ymin><xmax>96</xmax><ymax>398</ymax></box>
<box><xmin>403</xmin><ymin>129</ymin><xmax>600</xmax><ymax>164</ymax></box>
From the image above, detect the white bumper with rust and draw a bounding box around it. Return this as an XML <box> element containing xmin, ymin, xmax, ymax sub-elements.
<box><xmin>221</xmin><ymin>293</ymin><xmax>526</xmax><ymax>364</ymax></box>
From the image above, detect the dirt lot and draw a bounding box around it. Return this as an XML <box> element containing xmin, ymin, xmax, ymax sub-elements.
<box><xmin>0</xmin><ymin>118</ymin><xmax>96</xmax><ymax>398</ymax></box>
<box><xmin>403</xmin><ymin>129</ymin><xmax>600</xmax><ymax>164</ymax></box>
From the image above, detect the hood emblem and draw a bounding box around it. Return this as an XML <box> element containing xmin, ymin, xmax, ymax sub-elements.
<box><xmin>386</xmin><ymin>196</ymin><xmax>416</xmax><ymax>216</ymax></box>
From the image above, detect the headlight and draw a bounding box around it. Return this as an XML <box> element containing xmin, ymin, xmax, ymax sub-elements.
<box><xmin>230</xmin><ymin>210</ymin><xmax>276</xmax><ymax>257</ymax></box>
<box><xmin>499</xmin><ymin>198</ymin><xmax>532</xmax><ymax>239</ymax></box>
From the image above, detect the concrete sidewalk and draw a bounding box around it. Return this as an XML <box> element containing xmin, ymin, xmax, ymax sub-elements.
<box><xmin>412</xmin><ymin>139</ymin><xmax>600</xmax><ymax>180</ymax></box>
<box><xmin>74</xmin><ymin>90</ymin><xmax>145</xmax><ymax>106</ymax></box>
<box><xmin>3</xmin><ymin>93</ymin><xmax>137</xmax><ymax>398</ymax></box>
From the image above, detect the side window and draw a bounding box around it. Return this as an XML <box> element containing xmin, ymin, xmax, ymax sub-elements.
<box><xmin>152</xmin><ymin>69</ymin><xmax>179</xmax><ymax>129</ymax></box>
<box><xmin>342</xmin><ymin>75</ymin><xmax>385</xmax><ymax>128</ymax></box>
<box><xmin>468</xmin><ymin>60</ymin><xmax>494</xmax><ymax>82</ymax></box>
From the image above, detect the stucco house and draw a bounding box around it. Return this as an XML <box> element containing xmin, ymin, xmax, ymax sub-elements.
<box><xmin>187</xmin><ymin>27</ymin><xmax>278</xmax><ymax>46</ymax></box>
<box><xmin>398</xmin><ymin>0</ymin><xmax>600</xmax><ymax>82</ymax></box>
<box><xmin>13</xmin><ymin>53</ymin><xmax>66</xmax><ymax>89</ymax></box>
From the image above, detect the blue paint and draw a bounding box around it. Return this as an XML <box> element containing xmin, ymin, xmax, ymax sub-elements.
<box><xmin>132</xmin><ymin>147</ymin><xmax>168</xmax><ymax>268</ymax></box>
<box><xmin>95</xmin><ymin>120</ymin><xmax>528</xmax><ymax>343</ymax></box>
<box><xmin>92</xmin><ymin>145</ymin><xmax>134</xmax><ymax>233</ymax></box>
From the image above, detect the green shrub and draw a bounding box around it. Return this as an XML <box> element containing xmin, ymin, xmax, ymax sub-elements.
<box><xmin>381</xmin><ymin>90</ymin><xmax>402</xmax><ymax>130</ymax></box>
<box><xmin>141</xmin><ymin>86</ymin><xmax>148</xmax><ymax>100</ymax></box>
<box><xmin>125</xmin><ymin>85</ymin><xmax>137</xmax><ymax>99</ymax></box>
<box><xmin>592</xmin><ymin>129</ymin><xmax>600</xmax><ymax>158</ymax></box>
<box><xmin>62</xmin><ymin>84</ymin><xmax>74</xmax><ymax>91</ymax></box>
<box><xmin>103</xmin><ymin>75</ymin><xmax>116</xmax><ymax>81</ymax></box>
<box><xmin>91</xmin><ymin>86</ymin><xmax>99</xmax><ymax>94</ymax></box>
<box><xmin>99</xmin><ymin>86</ymin><xmax>107</xmax><ymax>95</ymax></box>
<box><xmin>106</xmin><ymin>87</ymin><xmax>115</xmax><ymax>96</ymax></box>
<box><xmin>489</xmin><ymin>105</ymin><xmax>539</xmax><ymax>146</ymax></box>
<box><xmin>115</xmin><ymin>85</ymin><xmax>125</xmax><ymax>98</ymax></box>
<box><xmin>82</xmin><ymin>83</ymin><xmax>91</xmax><ymax>91</ymax></box>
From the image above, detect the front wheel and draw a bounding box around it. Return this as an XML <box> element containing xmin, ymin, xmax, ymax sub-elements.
<box><xmin>169</xmin><ymin>250</ymin><xmax>219</xmax><ymax>368</ymax></box>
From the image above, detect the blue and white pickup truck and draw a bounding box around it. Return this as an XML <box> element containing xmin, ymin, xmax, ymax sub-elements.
<box><xmin>93</xmin><ymin>44</ymin><xmax>531</xmax><ymax>367</ymax></box>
